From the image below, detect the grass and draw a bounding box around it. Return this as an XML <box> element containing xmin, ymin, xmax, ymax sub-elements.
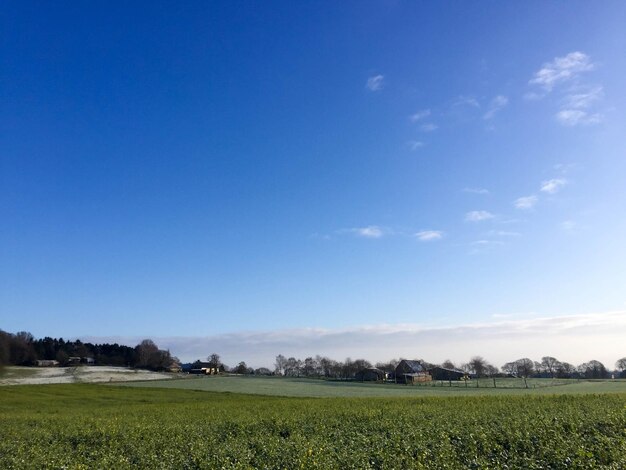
<box><xmin>121</xmin><ymin>374</ymin><xmax>626</xmax><ymax>397</ymax></box>
<box><xmin>1</xmin><ymin>383</ymin><xmax>625</xmax><ymax>468</ymax></box>
<box><xmin>0</xmin><ymin>366</ymin><xmax>41</xmax><ymax>379</ymax></box>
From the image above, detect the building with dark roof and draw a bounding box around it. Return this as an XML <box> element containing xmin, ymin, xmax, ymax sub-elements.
<box><xmin>394</xmin><ymin>359</ymin><xmax>432</xmax><ymax>384</ymax></box>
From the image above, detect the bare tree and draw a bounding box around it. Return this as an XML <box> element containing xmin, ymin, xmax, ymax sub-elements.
<box><xmin>207</xmin><ymin>353</ymin><xmax>221</xmax><ymax>369</ymax></box>
<box><xmin>375</xmin><ymin>359</ymin><xmax>399</xmax><ymax>374</ymax></box>
<box><xmin>317</xmin><ymin>356</ymin><xmax>335</xmax><ymax>377</ymax></box>
<box><xmin>274</xmin><ymin>354</ymin><xmax>287</xmax><ymax>376</ymax></box>
<box><xmin>468</xmin><ymin>356</ymin><xmax>488</xmax><ymax>377</ymax></box>
<box><xmin>502</xmin><ymin>358</ymin><xmax>534</xmax><ymax>386</ymax></box>
<box><xmin>501</xmin><ymin>361</ymin><xmax>516</xmax><ymax>376</ymax></box>
<box><xmin>616</xmin><ymin>357</ymin><xmax>626</xmax><ymax>377</ymax></box>
<box><xmin>233</xmin><ymin>361</ymin><xmax>248</xmax><ymax>374</ymax></box>
<box><xmin>441</xmin><ymin>359</ymin><xmax>456</xmax><ymax>369</ymax></box>
<box><xmin>515</xmin><ymin>358</ymin><xmax>535</xmax><ymax>378</ymax></box>
<box><xmin>135</xmin><ymin>339</ymin><xmax>159</xmax><ymax>368</ymax></box>
<box><xmin>484</xmin><ymin>364</ymin><xmax>499</xmax><ymax>377</ymax></box>
<box><xmin>302</xmin><ymin>357</ymin><xmax>320</xmax><ymax>376</ymax></box>
<box><xmin>556</xmin><ymin>361</ymin><xmax>575</xmax><ymax>378</ymax></box>
<box><xmin>285</xmin><ymin>357</ymin><xmax>302</xmax><ymax>377</ymax></box>
<box><xmin>540</xmin><ymin>356</ymin><xmax>561</xmax><ymax>378</ymax></box>
<box><xmin>578</xmin><ymin>360</ymin><xmax>608</xmax><ymax>379</ymax></box>
<box><xmin>134</xmin><ymin>339</ymin><xmax>171</xmax><ymax>371</ymax></box>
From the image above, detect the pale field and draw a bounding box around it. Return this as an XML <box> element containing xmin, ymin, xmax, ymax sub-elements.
<box><xmin>0</xmin><ymin>366</ymin><xmax>174</xmax><ymax>385</ymax></box>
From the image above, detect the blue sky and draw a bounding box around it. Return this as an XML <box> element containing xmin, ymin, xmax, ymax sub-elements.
<box><xmin>2</xmin><ymin>2</ymin><xmax>625</xmax><ymax>365</ymax></box>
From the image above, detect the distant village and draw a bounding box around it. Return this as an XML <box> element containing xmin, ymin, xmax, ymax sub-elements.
<box><xmin>2</xmin><ymin>330</ymin><xmax>625</xmax><ymax>382</ymax></box>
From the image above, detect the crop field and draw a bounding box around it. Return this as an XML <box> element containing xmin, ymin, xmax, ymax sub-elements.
<box><xmin>123</xmin><ymin>374</ymin><xmax>626</xmax><ymax>397</ymax></box>
<box><xmin>1</xmin><ymin>384</ymin><xmax>625</xmax><ymax>469</ymax></box>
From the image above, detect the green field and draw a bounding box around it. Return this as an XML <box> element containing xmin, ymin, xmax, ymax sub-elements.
<box><xmin>123</xmin><ymin>374</ymin><xmax>626</xmax><ymax>397</ymax></box>
<box><xmin>1</xmin><ymin>383</ymin><xmax>625</xmax><ymax>468</ymax></box>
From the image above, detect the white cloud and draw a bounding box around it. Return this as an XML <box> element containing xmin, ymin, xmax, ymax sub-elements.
<box><xmin>564</xmin><ymin>86</ymin><xmax>603</xmax><ymax>109</ymax></box>
<box><xmin>84</xmin><ymin>310</ymin><xmax>626</xmax><ymax>368</ymax></box>
<box><xmin>420</xmin><ymin>123</ymin><xmax>438</xmax><ymax>132</ymax></box>
<box><xmin>409</xmin><ymin>109</ymin><xmax>431</xmax><ymax>122</ymax></box>
<box><xmin>453</xmin><ymin>95</ymin><xmax>480</xmax><ymax>108</ymax></box>
<box><xmin>540</xmin><ymin>178</ymin><xmax>567</xmax><ymax>194</ymax></box>
<box><xmin>471</xmin><ymin>240</ymin><xmax>504</xmax><ymax>246</ymax></box>
<box><xmin>486</xmin><ymin>230</ymin><xmax>521</xmax><ymax>237</ymax></box>
<box><xmin>556</xmin><ymin>109</ymin><xmax>601</xmax><ymax>126</ymax></box>
<box><xmin>465</xmin><ymin>210</ymin><xmax>495</xmax><ymax>222</ymax></box>
<box><xmin>463</xmin><ymin>188</ymin><xmax>490</xmax><ymax>195</ymax></box>
<box><xmin>415</xmin><ymin>230</ymin><xmax>443</xmax><ymax>241</ymax></box>
<box><xmin>553</xmin><ymin>163</ymin><xmax>579</xmax><ymax>174</ymax></box>
<box><xmin>514</xmin><ymin>195</ymin><xmax>538</xmax><ymax>210</ymax></box>
<box><xmin>529</xmin><ymin>53</ymin><xmax>603</xmax><ymax>127</ymax></box>
<box><xmin>366</xmin><ymin>75</ymin><xmax>384</xmax><ymax>91</ymax></box>
<box><xmin>483</xmin><ymin>95</ymin><xmax>509</xmax><ymax>120</ymax></box>
<box><xmin>529</xmin><ymin>51</ymin><xmax>594</xmax><ymax>91</ymax></box>
<box><xmin>349</xmin><ymin>225</ymin><xmax>384</xmax><ymax>239</ymax></box>
<box><xmin>407</xmin><ymin>140</ymin><xmax>424</xmax><ymax>151</ymax></box>
<box><xmin>561</xmin><ymin>220</ymin><xmax>576</xmax><ymax>231</ymax></box>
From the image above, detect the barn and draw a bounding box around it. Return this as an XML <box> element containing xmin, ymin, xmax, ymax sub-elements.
<box><xmin>394</xmin><ymin>360</ymin><xmax>432</xmax><ymax>384</ymax></box>
<box><xmin>355</xmin><ymin>368</ymin><xmax>385</xmax><ymax>382</ymax></box>
<box><xmin>428</xmin><ymin>366</ymin><xmax>466</xmax><ymax>381</ymax></box>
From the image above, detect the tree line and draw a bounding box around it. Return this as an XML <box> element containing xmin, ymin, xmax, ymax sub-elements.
<box><xmin>265</xmin><ymin>354</ymin><xmax>626</xmax><ymax>380</ymax></box>
<box><xmin>2</xmin><ymin>329</ymin><xmax>625</xmax><ymax>379</ymax></box>
<box><xmin>0</xmin><ymin>330</ymin><xmax>176</xmax><ymax>372</ymax></box>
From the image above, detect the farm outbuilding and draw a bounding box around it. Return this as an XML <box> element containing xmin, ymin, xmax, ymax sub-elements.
<box><xmin>394</xmin><ymin>360</ymin><xmax>432</xmax><ymax>384</ymax></box>
<box><xmin>355</xmin><ymin>368</ymin><xmax>385</xmax><ymax>382</ymax></box>
<box><xmin>428</xmin><ymin>367</ymin><xmax>466</xmax><ymax>381</ymax></box>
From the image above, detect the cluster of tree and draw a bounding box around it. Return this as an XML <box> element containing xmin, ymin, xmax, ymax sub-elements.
<box><xmin>273</xmin><ymin>354</ymin><xmax>376</xmax><ymax>379</ymax></box>
<box><xmin>268</xmin><ymin>354</ymin><xmax>626</xmax><ymax>380</ymax></box>
<box><xmin>0</xmin><ymin>330</ymin><xmax>176</xmax><ymax>372</ymax></box>
<box><xmin>443</xmin><ymin>356</ymin><xmax>625</xmax><ymax>380</ymax></box>
<box><xmin>186</xmin><ymin>354</ymin><xmax>273</xmax><ymax>376</ymax></box>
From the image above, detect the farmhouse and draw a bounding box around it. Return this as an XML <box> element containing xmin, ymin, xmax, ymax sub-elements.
<box><xmin>35</xmin><ymin>359</ymin><xmax>59</xmax><ymax>367</ymax></box>
<box><xmin>355</xmin><ymin>368</ymin><xmax>385</xmax><ymax>382</ymax></box>
<box><xmin>394</xmin><ymin>360</ymin><xmax>432</xmax><ymax>384</ymax></box>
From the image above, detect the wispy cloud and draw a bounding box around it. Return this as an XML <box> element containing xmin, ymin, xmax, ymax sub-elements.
<box><xmin>540</xmin><ymin>178</ymin><xmax>567</xmax><ymax>194</ymax></box>
<box><xmin>471</xmin><ymin>240</ymin><xmax>504</xmax><ymax>247</ymax></box>
<box><xmin>366</xmin><ymin>75</ymin><xmax>384</xmax><ymax>91</ymax></box>
<box><xmin>486</xmin><ymin>230</ymin><xmax>521</xmax><ymax>237</ymax></box>
<box><xmin>561</xmin><ymin>220</ymin><xmax>576</xmax><ymax>231</ymax></box>
<box><xmin>463</xmin><ymin>188</ymin><xmax>490</xmax><ymax>195</ymax></box>
<box><xmin>419</xmin><ymin>123</ymin><xmax>438</xmax><ymax>132</ymax></box>
<box><xmin>483</xmin><ymin>95</ymin><xmax>509</xmax><ymax>120</ymax></box>
<box><xmin>553</xmin><ymin>163</ymin><xmax>579</xmax><ymax>174</ymax></box>
<box><xmin>563</xmin><ymin>86</ymin><xmax>603</xmax><ymax>109</ymax></box>
<box><xmin>529</xmin><ymin>52</ymin><xmax>603</xmax><ymax>126</ymax></box>
<box><xmin>556</xmin><ymin>109</ymin><xmax>601</xmax><ymax>126</ymax></box>
<box><xmin>514</xmin><ymin>195</ymin><xmax>538</xmax><ymax>210</ymax></box>
<box><xmin>409</xmin><ymin>109</ymin><xmax>430</xmax><ymax>122</ymax></box>
<box><xmin>84</xmin><ymin>311</ymin><xmax>626</xmax><ymax>368</ymax></box>
<box><xmin>347</xmin><ymin>225</ymin><xmax>385</xmax><ymax>239</ymax></box>
<box><xmin>407</xmin><ymin>140</ymin><xmax>424</xmax><ymax>151</ymax></box>
<box><xmin>453</xmin><ymin>95</ymin><xmax>480</xmax><ymax>108</ymax></box>
<box><xmin>415</xmin><ymin>230</ymin><xmax>444</xmax><ymax>241</ymax></box>
<box><xmin>529</xmin><ymin>51</ymin><xmax>594</xmax><ymax>91</ymax></box>
<box><xmin>465</xmin><ymin>210</ymin><xmax>495</xmax><ymax>222</ymax></box>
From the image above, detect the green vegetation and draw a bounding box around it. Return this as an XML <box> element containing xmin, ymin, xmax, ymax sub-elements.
<box><xmin>0</xmin><ymin>366</ymin><xmax>41</xmax><ymax>380</ymax></box>
<box><xmin>123</xmin><ymin>374</ymin><xmax>626</xmax><ymax>398</ymax></box>
<box><xmin>1</xmin><ymin>384</ymin><xmax>625</xmax><ymax>468</ymax></box>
